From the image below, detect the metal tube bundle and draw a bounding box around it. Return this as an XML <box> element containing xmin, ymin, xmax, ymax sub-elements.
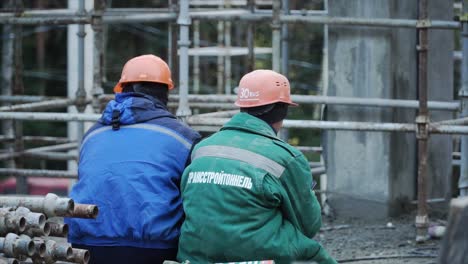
<box><xmin>0</xmin><ymin>194</ymin><xmax>74</xmax><ymax>218</ymax></box>
<box><xmin>0</xmin><ymin>193</ymin><xmax>97</xmax><ymax>264</ymax></box>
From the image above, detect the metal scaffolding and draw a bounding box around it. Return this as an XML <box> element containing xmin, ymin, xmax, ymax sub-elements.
<box><xmin>0</xmin><ymin>0</ymin><xmax>466</xmax><ymax>242</ymax></box>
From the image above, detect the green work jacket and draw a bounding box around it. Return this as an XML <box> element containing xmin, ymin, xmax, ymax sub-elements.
<box><xmin>178</xmin><ymin>113</ymin><xmax>336</xmax><ymax>264</ymax></box>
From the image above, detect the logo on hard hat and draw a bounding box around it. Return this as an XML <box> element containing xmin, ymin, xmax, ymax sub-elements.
<box><xmin>239</xmin><ymin>88</ymin><xmax>260</xmax><ymax>101</ymax></box>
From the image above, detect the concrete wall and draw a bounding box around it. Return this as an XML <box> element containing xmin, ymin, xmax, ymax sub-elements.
<box><xmin>324</xmin><ymin>0</ymin><xmax>454</xmax><ymax>218</ymax></box>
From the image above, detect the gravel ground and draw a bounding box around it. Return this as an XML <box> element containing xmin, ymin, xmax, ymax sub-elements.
<box><xmin>317</xmin><ymin>215</ymin><xmax>443</xmax><ymax>264</ymax></box>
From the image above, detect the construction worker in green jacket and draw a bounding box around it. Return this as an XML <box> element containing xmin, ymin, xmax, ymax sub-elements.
<box><xmin>178</xmin><ymin>70</ymin><xmax>337</xmax><ymax>264</ymax></box>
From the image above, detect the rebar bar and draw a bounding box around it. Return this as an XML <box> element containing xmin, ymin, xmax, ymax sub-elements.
<box><xmin>0</xmin><ymin>233</ymin><xmax>34</xmax><ymax>258</ymax></box>
<box><xmin>0</xmin><ymin>193</ymin><xmax>74</xmax><ymax>218</ymax></box>
<box><xmin>64</xmin><ymin>204</ymin><xmax>98</xmax><ymax>219</ymax></box>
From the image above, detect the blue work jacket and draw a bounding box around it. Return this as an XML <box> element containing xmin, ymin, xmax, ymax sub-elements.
<box><xmin>66</xmin><ymin>92</ymin><xmax>200</xmax><ymax>249</ymax></box>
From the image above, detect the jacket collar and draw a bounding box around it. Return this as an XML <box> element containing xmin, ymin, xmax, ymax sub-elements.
<box><xmin>221</xmin><ymin>112</ymin><xmax>279</xmax><ymax>140</ymax></box>
<box><xmin>99</xmin><ymin>92</ymin><xmax>174</xmax><ymax>125</ymax></box>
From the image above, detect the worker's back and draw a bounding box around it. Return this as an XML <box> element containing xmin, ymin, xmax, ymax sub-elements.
<box><xmin>66</xmin><ymin>93</ymin><xmax>200</xmax><ymax>249</ymax></box>
<box><xmin>178</xmin><ymin>113</ymin><xmax>326</xmax><ymax>264</ymax></box>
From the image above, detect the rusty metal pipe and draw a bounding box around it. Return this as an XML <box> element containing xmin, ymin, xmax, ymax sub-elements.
<box><xmin>13</xmin><ymin>207</ymin><xmax>46</xmax><ymax>229</ymax></box>
<box><xmin>0</xmin><ymin>233</ymin><xmax>35</xmax><ymax>258</ymax></box>
<box><xmin>415</xmin><ymin>0</ymin><xmax>429</xmax><ymax>243</ymax></box>
<box><xmin>32</xmin><ymin>239</ymin><xmax>72</xmax><ymax>263</ymax></box>
<box><xmin>0</xmin><ymin>193</ymin><xmax>74</xmax><ymax>217</ymax></box>
<box><xmin>0</xmin><ymin>257</ymin><xmax>19</xmax><ymax>264</ymax></box>
<box><xmin>47</xmin><ymin>222</ymin><xmax>68</xmax><ymax>237</ymax></box>
<box><xmin>65</xmin><ymin>204</ymin><xmax>98</xmax><ymax>219</ymax></box>
<box><xmin>0</xmin><ymin>213</ymin><xmax>26</xmax><ymax>235</ymax></box>
<box><xmin>18</xmin><ymin>235</ymin><xmax>45</xmax><ymax>258</ymax></box>
<box><xmin>23</xmin><ymin>221</ymin><xmax>50</xmax><ymax>237</ymax></box>
<box><xmin>69</xmin><ymin>248</ymin><xmax>90</xmax><ymax>264</ymax></box>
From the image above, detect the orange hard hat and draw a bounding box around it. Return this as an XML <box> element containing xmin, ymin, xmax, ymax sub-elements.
<box><xmin>235</xmin><ymin>69</ymin><xmax>298</xmax><ymax>108</ymax></box>
<box><xmin>113</xmin><ymin>54</ymin><xmax>174</xmax><ymax>93</ymax></box>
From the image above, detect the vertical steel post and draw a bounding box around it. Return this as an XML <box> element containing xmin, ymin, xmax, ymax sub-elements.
<box><xmin>91</xmin><ymin>0</ymin><xmax>105</xmax><ymax>114</ymax></box>
<box><xmin>74</xmin><ymin>0</ymin><xmax>87</xmax><ymax>150</ymax></box>
<box><xmin>169</xmin><ymin>0</ymin><xmax>179</xmax><ymax>87</ymax></box>
<box><xmin>176</xmin><ymin>0</ymin><xmax>192</xmax><ymax>117</ymax></box>
<box><xmin>13</xmin><ymin>0</ymin><xmax>26</xmax><ymax>194</ymax></box>
<box><xmin>415</xmin><ymin>0</ymin><xmax>430</xmax><ymax>242</ymax></box>
<box><xmin>272</xmin><ymin>0</ymin><xmax>281</xmax><ymax>72</ymax></box>
<box><xmin>193</xmin><ymin>20</ymin><xmax>200</xmax><ymax>94</ymax></box>
<box><xmin>246</xmin><ymin>0</ymin><xmax>255</xmax><ymax>72</ymax></box>
<box><xmin>224</xmin><ymin>1</ymin><xmax>232</xmax><ymax>94</ymax></box>
<box><xmin>1</xmin><ymin>1</ymin><xmax>15</xmax><ymax>179</ymax></box>
<box><xmin>216</xmin><ymin>9</ymin><xmax>224</xmax><ymax>94</ymax></box>
<box><xmin>459</xmin><ymin>1</ymin><xmax>468</xmax><ymax>197</ymax></box>
<box><xmin>281</xmin><ymin>0</ymin><xmax>289</xmax><ymax>75</ymax></box>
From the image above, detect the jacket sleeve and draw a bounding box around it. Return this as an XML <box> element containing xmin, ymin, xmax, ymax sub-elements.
<box><xmin>280</xmin><ymin>153</ymin><xmax>322</xmax><ymax>238</ymax></box>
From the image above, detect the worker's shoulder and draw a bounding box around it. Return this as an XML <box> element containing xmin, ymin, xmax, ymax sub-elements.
<box><xmin>270</xmin><ymin>138</ymin><xmax>303</xmax><ymax>158</ymax></box>
<box><xmin>147</xmin><ymin>117</ymin><xmax>201</xmax><ymax>142</ymax></box>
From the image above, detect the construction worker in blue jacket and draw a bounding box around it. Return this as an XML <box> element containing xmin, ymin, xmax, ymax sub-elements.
<box><xmin>66</xmin><ymin>55</ymin><xmax>201</xmax><ymax>264</ymax></box>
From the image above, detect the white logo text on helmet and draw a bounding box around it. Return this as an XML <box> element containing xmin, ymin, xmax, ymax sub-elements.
<box><xmin>239</xmin><ymin>87</ymin><xmax>260</xmax><ymax>101</ymax></box>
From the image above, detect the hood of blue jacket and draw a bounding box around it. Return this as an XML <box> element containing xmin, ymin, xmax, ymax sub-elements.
<box><xmin>99</xmin><ymin>92</ymin><xmax>174</xmax><ymax>125</ymax></box>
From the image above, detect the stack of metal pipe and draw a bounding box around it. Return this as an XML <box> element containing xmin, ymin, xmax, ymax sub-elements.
<box><xmin>0</xmin><ymin>193</ymin><xmax>98</xmax><ymax>264</ymax></box>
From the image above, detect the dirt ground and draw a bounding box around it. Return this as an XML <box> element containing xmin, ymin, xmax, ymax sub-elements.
<box><xmin>317</xmin><ymin>215</ymin><xmax>443</xmax><ymax>264</ymax></box>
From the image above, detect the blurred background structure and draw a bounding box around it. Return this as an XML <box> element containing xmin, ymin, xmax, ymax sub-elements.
<box><xmin>0</xmin><ymin>0</ymin><xmax>466</xmax><ymax>241</ymax></box>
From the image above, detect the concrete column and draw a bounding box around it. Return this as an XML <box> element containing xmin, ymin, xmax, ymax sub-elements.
<box><xmin>324</xmin><ymin>0</ymin><xmax>454</xmax><ymax>218</ymax></box>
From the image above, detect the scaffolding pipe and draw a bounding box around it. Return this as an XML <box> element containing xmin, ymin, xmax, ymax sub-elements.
<box><xmin>91</xmin><ymin>0</ymin><xmax>105</xmax><ymax>113</ymax></box>
<box><xmin>0</xmin><ymin>99</ymin><xmax>76</xmax><ymax>112</ymax></box>
<box><xmin>246</xmin><ymin>0</ymin><xmax>255</xmax><ymax>72</ymax></box>
<box><xmin>168</xmin><ymin>94</ymin><xmax>460</xmax><ymax>111</ymax></box>
<box><xmin>0</xmin><ymin>136</ymin><xmax>71</xmax><ymax>144</ymax></box>
<box><xmin>0</xmin><ymin>168</ymin><xmax>77</xmax><ymax>178</ymax></box>
<box><xmin>415</xmin><ymin>0</ymin><xmax>429</xmax><ymax>242</ymax></box>
<box><xmin>12</xmin><ymin>1</ymin><xmax>26</xmax><ymax>195</ymax></box>
<box><xmin>216</xmin><ymin>14</ymin><xmax>224</xmax><ymax>94</ymax></box>
<box><xmin>279</xmin><ymin>15</ymin><xmax>459</xmax><ymax>29</ymax></box>
<box><xmin>0</xmin><ymin>95</ymin><xmax>49</xmax><ymax>103</ymax></box>
<box><xmin>281</xmin><ymin>0</ymin><xmax>289</xmax><ymax>75</ymax></box>
<box><xmin>224</xmin><ymin>14</ymin><xmax>232</xmax><ymax>94</ymax></box>
<box><xmin>1</xmin><ymin>4</ymin><xmax>16</xmax><ymax>194</ymax></box>
<box><xmin>176</xmin><ymin>0</ymin><xmax>192</xmax><ymax>117</ymax></box>
<box><xmin>193</xmin><ymin>20</ymin><xmax>200</xmax><ymax>94</ymax></box>
<box><xmin>185</xmin><ymin>117</ymin><xmax>468</xmax><ymax>135</ymax></box>
<box><xmin>272</xmin><ymin>0</ymin><xmax>281</xmax><ymax>72</ymax></box>
<box><xmin>0</xmin><ymin>9</ymin><xmax>460</xmax><ymax>29</ymax></box>
<box><xmin>0</xmin><ymin>142</ymin><xmax>79</xmax><ymax>161</ymax></box>
<box><xmin>459</xmin><ymin>2</ymin><xmax>468</xmax><ymax>197</ymax></box>
<box><xmin>75</xmin><ymin>0</ymin><xmax>87</xmax><ymax>113</ymax></box>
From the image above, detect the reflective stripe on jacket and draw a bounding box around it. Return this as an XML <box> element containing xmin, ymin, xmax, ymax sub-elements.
<box><xmin>178</xmin><ymin>112</ymin><xmax>336</xmax><ymax>264</ymax></box>
<box><xmin>66</xmin><ymin>93</ymin><xmax>201</xmax><ymax>249</ymax></box>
